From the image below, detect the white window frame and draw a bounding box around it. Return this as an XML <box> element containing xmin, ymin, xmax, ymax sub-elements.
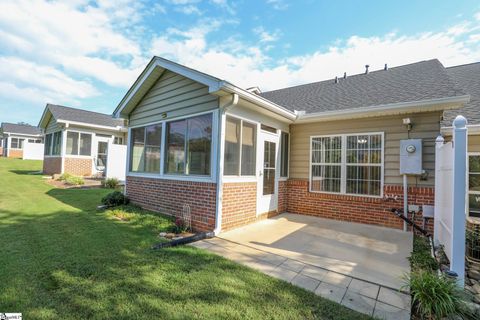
<box><xmin>309</xmin><ymin>132</ymin><xmax>385</xmax><ymax>198</ymax></box>
<box><xmin>126</xmin><ymin>109</ymin><xmax>218</xmax><ymax>183</ymax></box>
<box><xmin>223</xmin><ymin>114</ymin><xmax>258</xmax><ymax>182</ymax></box>
<box><xmin>468</xmin><ymin>152</ymin><xmax>480</xmax><ymax>217</ymax></box>
<box><xmin>65</xmin><ymin>130</ymin><xmax>93</xmax><ymax>158</ymax></box>
<box><xmin>10</xmin><ymin>137</ymin><xmax>25</xmax><ymax>150</ymax></box>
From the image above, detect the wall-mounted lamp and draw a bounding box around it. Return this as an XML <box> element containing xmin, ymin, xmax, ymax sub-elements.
<box><xmin>403</xmin><ymin>118</ymin><xmax>412</xmax><ymax>131</ymax></box>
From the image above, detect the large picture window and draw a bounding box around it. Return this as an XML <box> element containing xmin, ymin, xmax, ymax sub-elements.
<box><xmin>469</xmin><ymin>155</ymin><xmax>480</xmax><ymax>218</ymax></box>
<box><xmin>165</xmin><ymin>113</ymin><xmax>212</xmax><ymax>176</ymax></box>
<box><xmin>130</xmin><ymin>124</ymin><xmax>162</xmax><ymax>173</ymax></box>
<box><xmin>310</xmin><ymin>133</ymin><xmax>383</xmax><ymax>196</ymax></box>
<box><xmin>66</xmin><ymin>132</ymin><xmax>92</xmax><ymax>156</ymax></box>
<box><xmin>44</xmin><ymin>134</ymin><xmax>52</xmax><ymax>155</ymax></box>
<box><xmin>224</xmin><ymin>116</ymin><xmax>256</xmax><ymax>176</ymax></box>
<box><xmin>51</xmin><ymin>131</ymin><xmax>62</xmax><ymax>156</ymax></box>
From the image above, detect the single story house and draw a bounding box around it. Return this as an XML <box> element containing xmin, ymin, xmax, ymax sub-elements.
<box><xmin>1</xmin><ymin>122</ymin><xmax>43</xmax><ymax>158</ymax></box>
<box><xmin>113</xmin><ymin>57</ymin><xmax>473</xmax><ymax>233</ymax></box>
<box><xmin>442</xmin><ymin>62</ymin><xmax>480</xmax><ymax>218</ymax></box>
<box><xmin>38</xmin><ymin>104</ymin><xmax>127</xmax><ymax>176</ymax></box>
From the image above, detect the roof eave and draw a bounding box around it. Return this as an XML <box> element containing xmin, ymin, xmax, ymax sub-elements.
<box><xmin>219</xmin><ymin>82</ymin><xmax>297</xmax><ymax>121</ymax></box>
<box><xmin>57</xmin><ymin>119</ymin><xmax>127</xmax><ymax>132</ymax></box>
<box><xmin>295</xmin><ymin>95</ymin><xmax>471</xmax><ymax>123</ymax></box>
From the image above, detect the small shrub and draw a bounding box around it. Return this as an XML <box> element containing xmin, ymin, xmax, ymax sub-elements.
<box><xmin>58</xmin><ymin>173</ymin><xmax>73</xmax><ymax>181</ymax></box>
<box><xmin>101</xmin><ymin>191</ymin><xmax>129</xmax><ymax>207</ymax></box>
<box><xmin>405</xmin><ymin>271</ymin><xmax>473</xmax><ymax>319</ymax></box>
<box><xmin>64</xmin><ymin>175</ymin><xmax>85</xmax><ymax>186</ymax></box>
<box><xmin>173</xmin><ymin>217</ymin><xmax>188</xmax><ymax>234</ymax></box>
<box><xmin>102</xmin><ymin>178</ymin><xmax>120</xmax><ymax>189</ymax></box>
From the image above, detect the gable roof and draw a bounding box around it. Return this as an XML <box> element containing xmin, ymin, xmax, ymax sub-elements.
<box><xmin>113</xmin><ymin>56</ymin><xmax>297</xmax><ymax>121</ymax></box>
<box><xmin>39</xmin><ymin>104</ymin><xmax>125</xmax><ymax>130</ymax></box>
<box><xmin>1</xmin><ymin>122</ymin><xmax>42</xmax><ymax>136</ymax></box>
<box><xmin>260</xmin><ymin>59</ymin><xmax>468</xmax><ymax>116</ymax></box>
<box><xmin>443</xmin><ymin>62</ymin><xmax>480</xmax><ymax>127</ymax></box>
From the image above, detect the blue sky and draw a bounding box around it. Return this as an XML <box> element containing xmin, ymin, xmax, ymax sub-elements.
<box><xmin>1</xmin><ymin>0</ymin><xmax>480</xmax><ymax>125</ymax></box>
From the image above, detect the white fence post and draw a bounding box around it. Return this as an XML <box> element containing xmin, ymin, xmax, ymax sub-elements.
<box><xmin>451</xmin><ymin>115</ymin><xmax>468</xmax><ymax>287</ymax></box>
<box><xmin>434</xmin><ymin>136</ymin><xmax>444</xmax><ymax>246</ymax></box>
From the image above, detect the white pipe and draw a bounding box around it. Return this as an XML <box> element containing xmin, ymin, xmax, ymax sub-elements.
<box><xmin>403</xmin><ymin>174</ymin><xmax>408</xmax><ymax>232</ymax></box>
<box><xmin>214</xmin><ymin>93</ymin><xmax>239</xmax><ymax>235</ymax></box>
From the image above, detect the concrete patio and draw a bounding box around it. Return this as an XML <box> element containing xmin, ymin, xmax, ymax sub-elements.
<box><xmin>190</xmin><ymin>213</ymin><xmax>412</xmax><ymax>318</ymax></box>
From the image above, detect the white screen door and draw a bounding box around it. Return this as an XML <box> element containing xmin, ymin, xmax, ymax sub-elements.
<box><xmin>257</xmin><ymin>131</ymin><xmax>279</xmax><ymax>214</ymax></box>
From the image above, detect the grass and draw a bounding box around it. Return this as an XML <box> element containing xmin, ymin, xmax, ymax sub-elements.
<box><xmin>0</xmin><ymin>158</ymin><xmax>371</xmax><ymax>320</ymax></box>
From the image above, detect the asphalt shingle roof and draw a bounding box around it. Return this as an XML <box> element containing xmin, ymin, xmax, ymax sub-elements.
<box><xmin>47</xmin><ymin>104</ymin><xmax>124</xmax><ymax>128</ymax></box>
<box><xmin>260</xmin><ymin>59</ymin><xmax>466</xmax><ymax>115</ymax></box>
<box><xmin>443</xmin><ymin>62</ymin><xmax>480</xmax><ymax>126</ymax></box>
<box><xmin>1</xmin><ymin>122</ymin><xmax>42</xmax><ymax>135</ymax></box>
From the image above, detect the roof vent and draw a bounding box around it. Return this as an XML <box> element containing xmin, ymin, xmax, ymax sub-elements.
<box><xmin>384</xmin><ymin>63</ymin><xmax>388</xmax><ymax>71</ymax></box>
<box><xmin>343</xmin><ymin>72</ymin><xmax>347</xmax><ymax>79</ymax></box>
<box><xmin>334</xmin><ymin>76</ymin><xmax>338</xmax><ymax>84</ymax></box>
<box><xmin>365</xmin><ymin>65</ymin><xmax>369</xmax><ymax>74</ymax></box>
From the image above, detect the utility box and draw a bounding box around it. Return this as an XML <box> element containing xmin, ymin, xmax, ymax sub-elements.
<box><xmin>400</xmin><ymin>139</ymin><xmax>423</xmax><ymax>175</ymax></box>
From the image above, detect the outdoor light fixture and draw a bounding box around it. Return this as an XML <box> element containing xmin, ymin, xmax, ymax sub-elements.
<box><xmin>403</xmin><ymin>118</ymin><xmax>413</xmax><ymax>131</ymax></box>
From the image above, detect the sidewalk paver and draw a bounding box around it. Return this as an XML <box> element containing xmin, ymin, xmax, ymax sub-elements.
<box><xmin>191</xmin><ymin>238</ymin><xmax>411</xmax><ymax>318</ymax></box>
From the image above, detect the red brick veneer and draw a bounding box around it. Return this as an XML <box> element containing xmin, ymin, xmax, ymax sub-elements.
<box><xmin>43</xmin><ymin>157</ymin><xmax>62</xmax><ymax>175</ymax></box>
<box><xmin>286</xmin><ymin>179</ymin><xmax>434</xmax><ymax>231</ymax></box>
<box><xmin>126</xmin><ymin>176</ymin><xmax>217</xmax><ymax>231</ymax></box>
<box><xmin>8</xmin><ymin>149</ymin><xmax>23</xmax><ymax>158</ymax></box>
<box><xmin>221</xmin><ymin>182</ymin><xmax>282</xmax><ymax>231</ymax></box>
<box><xmin>64</xmin><ymin>157</ymin><xmax>92</xmax><ymax>176</ymax></box>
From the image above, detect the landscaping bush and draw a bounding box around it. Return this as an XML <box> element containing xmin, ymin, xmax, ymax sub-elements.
<box><xmin>406</xmin><ymin>271</ymin><xmax>472</xmax><ymax>319</ymax></box>
<box><xmin>58</xmin><ymin>173</ymin><xmax>73</xmax><ymax>181</ymax></box>
<box><xmin>101</xmin><ymin>191</ymin><xmax>129</xmax><ymax>207</ymax></box>
<box><xmin>102</xmin><ymin>177</ymin><xmax>120</xmax><ymax>189</ymax></box>
<box><xmin>64</xmin><ymin>175</ymin><xmax>85</xmax><ymax>186</ymax></box>
<box><xmin>409</xmin><ymin>236</ymin><xmax>439</xmax><ymax>272</ymax></box>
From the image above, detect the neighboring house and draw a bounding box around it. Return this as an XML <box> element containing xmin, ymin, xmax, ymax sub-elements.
<box><xmin>38</xmin><ymin>104</ymin><xmax>127</xmax><ymax>177</ymax></box>
<box><xmin>113</xmin><ymin>57</ymin><xmax>470</xmax><ymax>233</ymax></box>
<box><xmin>442</xmin><ymin>62</ymin><xmax>480</xmax><ymax>217</ymax></box>
<box><xmin>1</xmin><ymin>122</ymin><xmax>43</xmax><ymax>158</ymax></box>
<box><xmin>0</xmin><ymin>133</ymin><xmax>3</xmax><ymax>156</ymax></box>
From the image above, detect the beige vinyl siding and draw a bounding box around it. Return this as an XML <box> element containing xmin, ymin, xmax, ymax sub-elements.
<box><xmin>45</xmin><ymin>117</ymin><xmax>61</xmax><ymax>134</ymax></box>
<box><xmin>290</xmin><ymin>111</ymin><xmax>442</xmax><ymax>186</ymax></box>
<box><xmin>469</xmin><ymin>135</ymin><xmax>480</xmax><ymax>153</ymax></box>
<box><xmin>129</xmin><ymin>70</ymin><xmax>219</xmax><ymax>127</ymax></box>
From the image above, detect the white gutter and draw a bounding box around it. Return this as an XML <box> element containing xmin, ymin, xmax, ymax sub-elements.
<box><xmin>442</xmin><ymin>123</ymin><xmax>480</xmax><ymax>136</ymax></box>
<box><xmin>56</xmin><ymin>119</ymin><xmax>127</xmax><ymax>132</ymax></box>
<box><xmin>219</xmin><ymin>82</ymin><xmax>297</xmax><ymax>121</ymax></box>
<box><xmin>295</xmin><ymin>95</ymin><xmax>470</xmax><ymax>123</ymax></box>
<box><xmin>2</xmin><ymin>132</ymin><xmax>43</xmax><ymax>137</ymax></box>
<box><xmin>214</xmin><ymin>93</ymin><xmax>239</xmax><ymax>235</ymax></box>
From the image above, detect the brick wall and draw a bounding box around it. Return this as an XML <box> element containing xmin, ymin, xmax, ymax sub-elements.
<box><xmin>278</xmin><ymin>180</ymin><xmax>288</xmax><ymax>214</ymax></box>
<box><xmin>126</xmin><ymin>176</ymin><xmax>217</xmax><ymax>231</ymax></box>
<box><xmin>221</xmin><ymin>182</ymin><xmax>281</xmax><ymax>232</ymax></box>
<box><xmin>43</xmin><ymin>157</ymin><xmax>62</xmax><ymax>175</ymax></box>
<box><xmin>286</xmin><ymin>179</ymin><xmax>434</xmax><ymax>231</ymax></box>
<box><xmin>8</xmin><ymin>149</ymin><xmax>23</xmax><ymax>158</ymax></box>
<box><xmin>64</xmin><ymin>157</ymin><xmax>93</xmax><ymax>176</ymax></box>
<box><xmin>0</xmin><ymin>147</ymin><xmax>3</xmax><ymax>156</ymax></box>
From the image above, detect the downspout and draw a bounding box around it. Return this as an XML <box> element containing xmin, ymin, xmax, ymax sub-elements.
<box><xmin>214</xmin><ymin>93</ymin><xmax>239</xmax><ymax>235</ymax></box>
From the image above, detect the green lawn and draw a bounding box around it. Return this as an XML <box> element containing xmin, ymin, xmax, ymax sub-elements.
<box><xmin>0</xmin><ymin>158</ymin><xmax>372</xmax><ymax>319</ymax></box>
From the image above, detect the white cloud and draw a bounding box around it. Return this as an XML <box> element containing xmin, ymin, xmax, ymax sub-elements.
<box><xmin>0</xmin><ymin>0</ymin><xmax>146</xmax><ymax>92</ymax></box>
<box><xmin>266</xmin><ymin>0</ymin><xmax>289</xmax><ymax>11</ymax></box>
<box><xmin>0</xmin><ymin>56</ymin><xmax>98</xmax><ymax>106</ymax></box>
<box><xmin>253</xmin><ymin>26</ymin><xmax>281</xmax><ymax>43</ymax></box>
<box><xmin>175</xmin><ymin>4</ymin><xmax>202</xmax><ymax>15</ymax></box>
<box><xmin>149</xmin><ymin>18</ymin><xmax>480</xmax><ymax>91</ymax></box>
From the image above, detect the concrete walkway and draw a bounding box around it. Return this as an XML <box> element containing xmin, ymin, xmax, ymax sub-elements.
<box><xmin>190</xmin><ymin>213</ymin><xmax>412</xmax><ymax>318</ymax></box>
